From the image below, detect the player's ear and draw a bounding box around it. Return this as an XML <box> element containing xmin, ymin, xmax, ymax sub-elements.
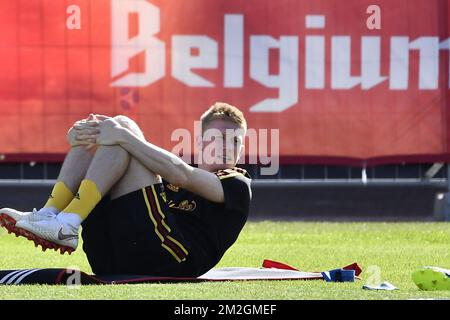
<box><xmin>237</xmin><ymin>143</ymin><xmax>245</xmax><ymax>161</ymax></box>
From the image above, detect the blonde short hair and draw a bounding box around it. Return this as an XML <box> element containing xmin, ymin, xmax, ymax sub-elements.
<box><xmin>200</xmin><ymin>102</ymin><xmax>247</xmax><ymax>133</ymax></box>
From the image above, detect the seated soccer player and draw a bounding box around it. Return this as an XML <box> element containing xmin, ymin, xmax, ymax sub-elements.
<box><xmin>0</xmin><ymin>102</ymin><xmax>252</xmax><ymax>277</ymax></box>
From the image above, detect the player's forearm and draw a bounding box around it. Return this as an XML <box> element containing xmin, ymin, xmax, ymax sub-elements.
<box><xmin>118</xmin><ymin>129</ymin><xmax>193</xmax><ymax>186</ymax></box>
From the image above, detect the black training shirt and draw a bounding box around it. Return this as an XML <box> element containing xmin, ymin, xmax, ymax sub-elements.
<box><xmin>162</xmin><ymin>167</ymin><xmax>252</xmax><ymax>271</ymax></box>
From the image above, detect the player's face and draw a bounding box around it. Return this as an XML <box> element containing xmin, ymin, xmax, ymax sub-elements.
<box><xmin>200</xmin><ymin>120</ymin><xmax>245</xmax><ymax>171</ymax></box>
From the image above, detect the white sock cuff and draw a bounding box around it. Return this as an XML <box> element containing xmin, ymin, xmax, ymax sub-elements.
<box><xmin>57</xmin><ymin>212</ymin><xmax>83</xmax><ymax>228</ymax></box>
<box><xmin>40</xmin><ymin>207</ymin><xmax>60</xmax><ymax>215</ymax></box>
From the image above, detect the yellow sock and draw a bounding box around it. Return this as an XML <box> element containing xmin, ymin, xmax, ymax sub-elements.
<box><xmin>61</xmin><ymin>179</ymin><xmax>102</xmax><ymax>221</ymax></box>
<box><xmin>44</xmin><ymin>181</ymin><xmax>74</xmax><ymax>212</ymax></box>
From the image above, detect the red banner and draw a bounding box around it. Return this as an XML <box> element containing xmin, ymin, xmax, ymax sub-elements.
<box><xmin>0</xmin><ymin>0</ymin><xmax>449</xmax><ymax>165</ymax></box>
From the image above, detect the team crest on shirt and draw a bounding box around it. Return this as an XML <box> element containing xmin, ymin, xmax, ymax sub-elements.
<box><xmin>168</xmin><ymin>199</ymin><xmax>197</xmax><ymax>212</ymax></box>
<box><xmin>166</xmin><ymin>183</ymin><xmax>180</xmax><ymax>192</ymax></box>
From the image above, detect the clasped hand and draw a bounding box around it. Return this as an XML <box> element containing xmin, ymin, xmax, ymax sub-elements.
<box><xmin>67</xmin><ymin>114</ymin><xmax>125</xmax><ymax>149</ymax></box>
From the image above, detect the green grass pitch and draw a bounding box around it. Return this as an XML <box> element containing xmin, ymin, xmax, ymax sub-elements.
<box><xmin>1</xmin><ymin>221</ymin><xmax>450</xmax><ymax>300</ymax></box>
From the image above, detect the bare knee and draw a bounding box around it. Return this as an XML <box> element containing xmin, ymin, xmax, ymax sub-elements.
<box><xmin>114</xmin><ymin>115</ymin><xmax>145</xmax><ymax>139</ymax></box>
